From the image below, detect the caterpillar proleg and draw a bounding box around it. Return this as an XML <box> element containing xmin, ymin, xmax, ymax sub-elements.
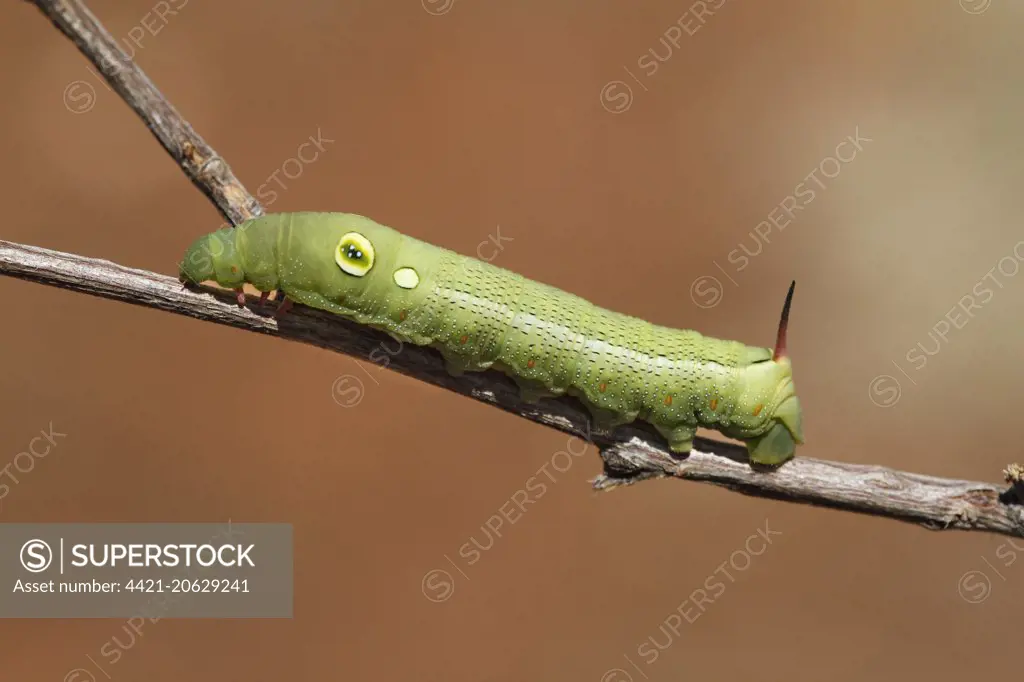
<box><xmin>179</xmin><ymin>212</ymin><xmax>804</xmax><ymax>466</ymax></box>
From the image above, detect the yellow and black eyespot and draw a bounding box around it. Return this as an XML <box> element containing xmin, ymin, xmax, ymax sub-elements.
<box><xmin>335</xmin><ymin>232</ymin><xmax>375</xmax><ymax>277</ymax></box>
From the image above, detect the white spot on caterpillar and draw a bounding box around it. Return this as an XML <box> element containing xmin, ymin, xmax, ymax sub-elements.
<box><xmin>394</xmin><ymin>267</ymin><xmax>420</xmax><ymax>289</ymax></box>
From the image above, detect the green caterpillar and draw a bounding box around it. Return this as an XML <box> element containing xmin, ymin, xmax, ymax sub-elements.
<box><xmin>179</xmin><ymin>212</ymin><xmax>804</xmax><ymax>465</ymax></box>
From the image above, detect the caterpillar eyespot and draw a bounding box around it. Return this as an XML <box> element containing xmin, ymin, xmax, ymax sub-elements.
<box><xmin>179</xmin><ymin>212</ymin><xmax>804</xmax><ymax>468</ymax></box>
<box><xmin>336</xmin><ymin>232</ymin><xmax>374</xmax><ymax>277</ymax></box>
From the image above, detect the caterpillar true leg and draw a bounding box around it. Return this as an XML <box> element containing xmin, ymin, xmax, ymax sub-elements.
<box><xmin>273</xmin><ymin>288</ymin><xmax>345</xmax><ymax>319</ymax></box>
<box><xmin>274</xmin><ymin>296</ymin><xmax>293</xmax><ymax>318</ymax></box>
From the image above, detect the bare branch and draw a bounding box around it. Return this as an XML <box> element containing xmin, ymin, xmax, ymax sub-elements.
<box><xmin>28</xmin><ymin>0</ymin><xmax>261</xmax><ymax>225</ymax></box>
<box><xmin>4</xmin><ymin>241</ymin><xmax>1023</xmax><ymax>539</ymax></box>
<box><xmin>8</xmin><ymin>0</ymin><xmax>1024</xmax><ymax>539</ymax></box>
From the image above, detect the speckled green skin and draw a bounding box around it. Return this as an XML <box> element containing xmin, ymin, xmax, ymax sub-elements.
<box><xmin>180</xmin><ymin>212</ymin><xmax>804</xmax><ymax>464</ymax></box>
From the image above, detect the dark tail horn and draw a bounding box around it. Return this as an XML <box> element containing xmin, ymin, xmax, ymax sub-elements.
<box><xmin>772</xmin><ymin>280</ymin><xmax>796</xmax><ymax>361</ymax></box>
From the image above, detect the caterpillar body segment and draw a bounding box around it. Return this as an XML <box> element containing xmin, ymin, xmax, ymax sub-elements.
<box><xmin>179</xmin><ymin>212</ymin><xmax>804</xmax><ymax>466</ymax></box>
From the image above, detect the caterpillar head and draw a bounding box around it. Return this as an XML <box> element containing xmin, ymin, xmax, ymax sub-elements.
<box><xmin>740</xmin><ymin>281</ymin><xmax>804</xmax><ymax>467</ymax></box>
<box><xmin>179</xmin><ymin>227</ymin><xmax>245</xmax><ymax>289</ymax></box>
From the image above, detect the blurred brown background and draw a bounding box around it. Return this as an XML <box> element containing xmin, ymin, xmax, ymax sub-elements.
<box><xmin>2</xmin><ymin>0</ymin><xmax>1023</xmax><ymax>679</ymax></box>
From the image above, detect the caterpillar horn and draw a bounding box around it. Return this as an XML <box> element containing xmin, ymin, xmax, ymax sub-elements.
<box><xmin>772</xmin><ymin>280</ymin><xmax>796</xmax><ymax>362</ymax></box>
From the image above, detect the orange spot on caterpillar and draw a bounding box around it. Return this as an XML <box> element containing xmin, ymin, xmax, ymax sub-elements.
<box><xmin>230</xmin><ymin>266</ymin><xmax>238</xmax><ymax>274</ymax></box>
<box><xmin>399</xmin><ymin>310</ymin><xmax>407</xmax><ymax>321</ymax></box>
<box><xmin>664</xmin><ymin>395</ymin><xmax>672</xmax><ymax>406</ymax></box>
<box><xmin>753</xmin><ymin>404</ymin><xmax>764</xmax><ymax>416</ymax></box>
<box><xmin>459</xmin><ymin>335</ymin><xmax>468</xmax><ymax>344</ymax></box>
<box><xmin>710</xmin><ymin>399</ymin><xmax>718</xmax><ymax>411</ymax></box>
<box><xmin>527</xmin><ymin>359</ymin><xmax>535</xmax><ymax>368</ymax></box>
<box><xmin>599</xmin><ymin>382</ymin><xmax>607</xmax><ymax>393</ymax></box>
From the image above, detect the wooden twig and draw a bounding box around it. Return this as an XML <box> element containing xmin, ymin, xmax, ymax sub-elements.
<box><xmin>31</xmin><ymin>0</ymin><xmax>260</xmax><ymax>225</ymax></box>
<box><xmin>7</xmin><ymin>0</ymin><xmax>1024</xmax><ymax>539</ymax></box>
